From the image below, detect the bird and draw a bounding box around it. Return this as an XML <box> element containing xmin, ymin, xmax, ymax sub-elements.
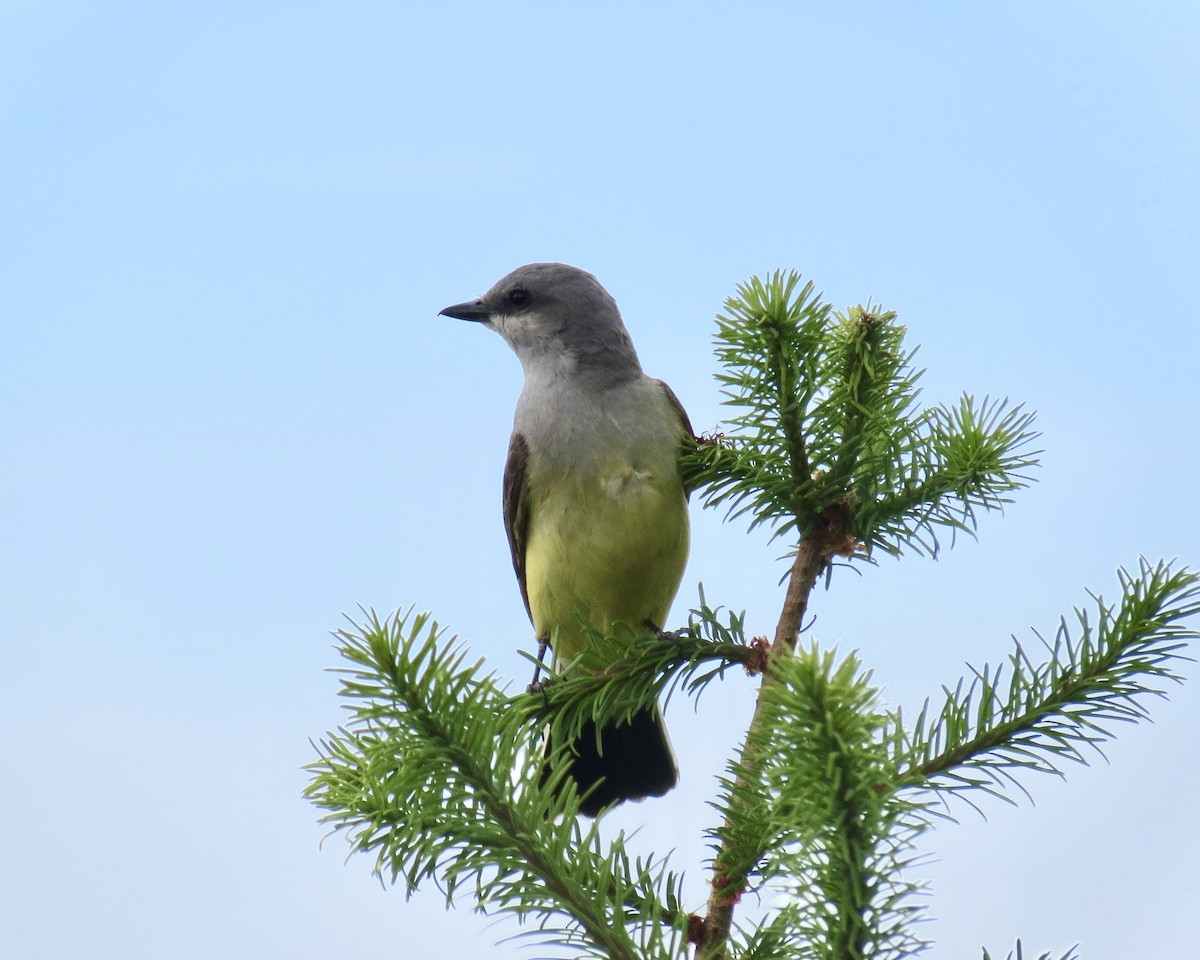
<box><xmin>440</xmin><ymin>262</ymin><xmax>693</xmax><ymax>816</ymax></box>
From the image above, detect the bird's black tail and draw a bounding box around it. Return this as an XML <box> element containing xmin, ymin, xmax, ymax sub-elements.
<box><xmin>544</xmin><ymin>705</ymin><xmax>678</xmax><ymax>817</ymax></box>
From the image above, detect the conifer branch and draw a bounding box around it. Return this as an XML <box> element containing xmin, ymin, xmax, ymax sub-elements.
<box><xmin>691</xmin><ymin>276</ymin><xmax>984</xmax><ymax>959</ymax></box>
<box><xmin>862</xmin><ymin>396</ymin><xmax>1041</xmax><ymax>557</ymax></box>
<box><xmin>694</xmin><ymin>271</ymin><xmax>831</xmax><ymax>536</ymax></box>
<box><xmin>304</xmin><ymin>608</ymin><xmax>687</xmax><ymax>958</ymax></box>
<box><xmin>519</xmin><ymin>612</ymin><xmax>756</xmax><ymax>749</ymax></box>
<box><xmin>758</xmin><ymin>649</ymin><xmax>928</xmax><ymax>960</ymax></box>
<box><xmin>819</xmin><ymin>305</ymin><xmax>912</xmax><ymax>501</ymax></box>
<box><xmin>893</xmin><ymin>559</ymin><xmax>1197</xmax><ymax>800</ymax></box>
<box><xmin>686</xmin><ymin>279</ymin><xmax>826</xmax><ymax>958</ymax></box>
<box><xmin>694</xmin><ymin>536</ymin><xmax>829</xmax><ymax>960</ymax></box>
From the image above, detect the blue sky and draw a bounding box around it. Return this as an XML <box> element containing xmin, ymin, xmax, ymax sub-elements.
<box><xmin>2</xmin><ymin>2</ymin><xmax>1198</xmax><ymax>957</ymax></box>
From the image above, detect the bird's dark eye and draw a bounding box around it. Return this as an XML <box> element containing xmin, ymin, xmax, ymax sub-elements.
<box><xmin>507</xmin><ymin>288</ymin><xmax>531</xmax><ymax>309</ymax></box>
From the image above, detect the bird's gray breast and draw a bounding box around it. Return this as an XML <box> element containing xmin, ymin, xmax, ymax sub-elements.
<box><xmin>514</xmin><ymin>375</ymin><xmax>677</xmax><ymax>481</ymax></box>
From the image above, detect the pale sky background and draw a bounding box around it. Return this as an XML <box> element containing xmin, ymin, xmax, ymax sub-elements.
<box><xmin>2</xmin><ymin>3</ymin><xmax>1198</xmax><ymax>958</ymax></box>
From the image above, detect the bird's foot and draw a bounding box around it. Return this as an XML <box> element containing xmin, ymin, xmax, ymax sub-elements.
<box><xmin>645</xmin><ymin>619</ymin><xmax>694</xmax><ymax>644</ymax></box>
<box><xmin>527</xmin><ymin>636</ymin><xmax>552</xmax><ymax>693</ymax></box>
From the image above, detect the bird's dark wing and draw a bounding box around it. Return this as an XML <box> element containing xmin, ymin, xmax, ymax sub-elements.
<box><xmin>656</xmin><ymin>379</ymin><xmax>695</xmax><ymax>439</ymax></box>
<box><xmin>655</xmin><ymin>379</ymin><xmax>697</xmax><ymax>496</ymax></box>
<box><xmin>502</xmin><ymin>431</ymin><xmax>533</xmax><ymax>620</ymax></box>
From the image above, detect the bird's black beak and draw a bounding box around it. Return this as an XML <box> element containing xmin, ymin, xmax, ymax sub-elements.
<box><xmin>439</xmin><ymin>299</ymin><xmax>492</xmax><ymax>323</ymax></box>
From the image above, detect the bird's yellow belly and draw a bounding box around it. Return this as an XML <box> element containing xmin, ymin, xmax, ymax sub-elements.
<box><xmin>525</xmin><ymin>467</ymin><xmax>689</xmax><ymax>663</ymax></box>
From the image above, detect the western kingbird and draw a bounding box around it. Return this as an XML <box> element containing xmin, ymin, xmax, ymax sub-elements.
<box><xmin>440</xmin><ymin>262</ymin><xmax>693</xmax><ymax>816</ymax></box>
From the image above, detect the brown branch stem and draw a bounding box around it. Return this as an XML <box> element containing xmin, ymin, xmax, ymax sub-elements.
<box><xmin>693</xmin><ymin>525</ymin><xmax>832</xmax><ymax>960</ymax></box>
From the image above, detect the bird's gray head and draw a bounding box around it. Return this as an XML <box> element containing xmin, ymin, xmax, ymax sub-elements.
<box><xmin>439</xmin><ymin>263</ymin><xmax>642</xmax><ymax>380</ymax></box>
